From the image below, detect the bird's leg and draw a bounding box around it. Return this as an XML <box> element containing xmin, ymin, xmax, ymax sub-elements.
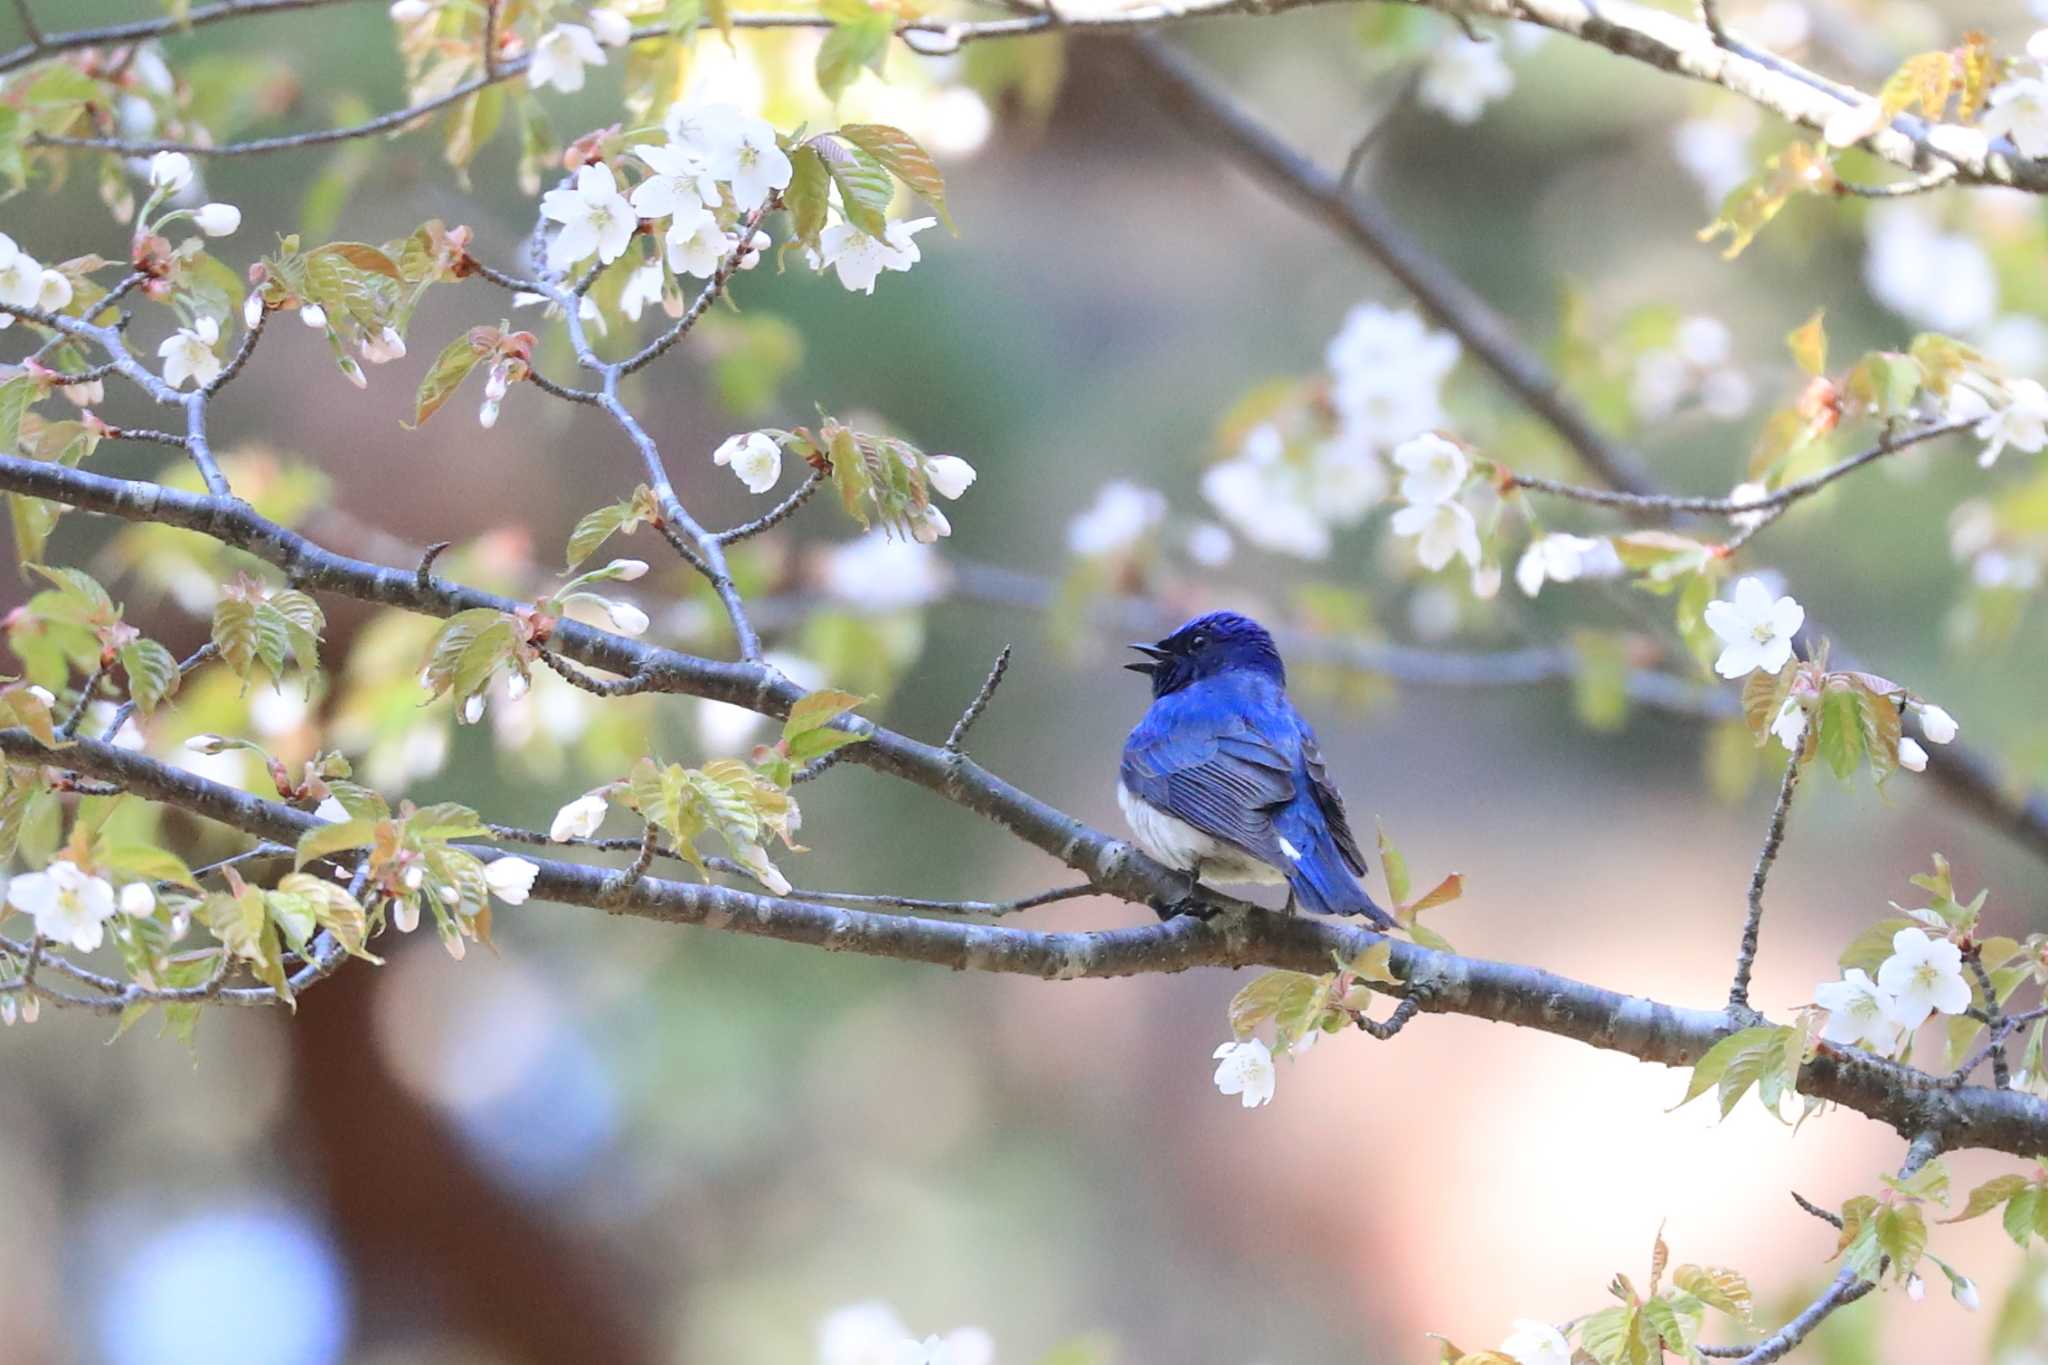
<box><xmin>1282</xmin><ymin>887</ymin><xmax>1297</xmax><ymax>918</ymax></box>
<box><xmin>1148</xmin><ymin>862</ymin><xmax>1214</xmax><ymax>922</ymax></box>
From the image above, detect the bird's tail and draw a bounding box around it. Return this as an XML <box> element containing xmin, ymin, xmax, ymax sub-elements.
<box><xmin>1286</xmin><ymin>837</ymin><xmax>1393</xmax><ymax>929</ymax></box>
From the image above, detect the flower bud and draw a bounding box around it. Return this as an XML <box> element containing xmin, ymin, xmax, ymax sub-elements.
<box><xmin>147</xmin><ymin>150</ymin><xmax>193</xmax><ymax>193</ymax></box>
<box><xmin>192</xmin><ymin>202</ymin><xmax>241</xmax><ymax>237</ymax></box>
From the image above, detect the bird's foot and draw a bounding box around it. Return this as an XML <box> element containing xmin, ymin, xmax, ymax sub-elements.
<box><xmin>1150</xmin><ymin>868</ymin><xmax>1215</xmax><ymax>922</ymax></box>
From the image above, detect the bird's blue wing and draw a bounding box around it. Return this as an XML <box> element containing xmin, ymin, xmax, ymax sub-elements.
<box><xmin>1297</xmin><ymin>722</ymin><xmax>1367</xmax><ymax>877</ymax></box>
<box><xmin>1120</xmin><ymin>690</ymin><xmax>1297</xmax><ymax>867</ymax></box>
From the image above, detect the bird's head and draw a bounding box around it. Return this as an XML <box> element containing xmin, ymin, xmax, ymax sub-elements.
<box><xmin>1126</xmin><ymin>611</ymin><xmax>1286</xmax><ymax>697</ymax></box>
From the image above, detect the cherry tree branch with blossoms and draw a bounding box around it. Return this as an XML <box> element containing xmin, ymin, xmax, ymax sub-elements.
<box><xmin>8</xmin><ymin>4</ymin><xmax>2048</xmax><ymax>1362</ymax></box>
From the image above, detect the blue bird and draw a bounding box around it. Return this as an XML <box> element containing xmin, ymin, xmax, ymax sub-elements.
<box><xmin>1118</xmin><ymin>611</ymin><xmax>1391</xmax><ymax>927</ymax></box>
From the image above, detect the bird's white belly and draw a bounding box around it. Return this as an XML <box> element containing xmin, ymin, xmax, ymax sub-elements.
<box><xmin>1116</xmin><ymin>782</ymin><xmax>1288</xmax><ymax>886</ymax></box>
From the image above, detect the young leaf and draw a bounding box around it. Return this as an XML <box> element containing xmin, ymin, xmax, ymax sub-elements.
<box><xmin>836</xmin><ymin>123</ymin><xmax>952</xmax><ymax>230</ymax></box>
<box><xmin>116</xmin><ymin>638</ymin><xmax>181</xmax><ymax>714</ymax></box>
<box><xmin>815</xmin><ymin>135</ymin><xmax>894</xmax><ymax>238</ymax></box>
<box><xmin>1787</xmin><ymin>310</ymin><xmax>1827</xmax><ymax>376</ymax></box>
<box><xmin>1671</xmin><ymin>1265</ymin><xmax>1752</xmax><ymax>1322</ymax></box>
<box><xmin>1945</xmin><ymin>1173</ymin><xmax>2033</xmax><ymax>1224</ymax></box>
<box><xmin>410</xmin><ymin>328</ymin><xmax>494</xmax><ymax>427</ymax></box>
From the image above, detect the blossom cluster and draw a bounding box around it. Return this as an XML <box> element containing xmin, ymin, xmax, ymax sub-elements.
<box><xmin>1199</xmin><ymin>304</ymin><xmax>1459</xmax><ymax>560</ymax></box>
<box><xmin>1814</xmin><ymin>927</ymin><xmax>1973</xmax><ymax>1056</ymax></box>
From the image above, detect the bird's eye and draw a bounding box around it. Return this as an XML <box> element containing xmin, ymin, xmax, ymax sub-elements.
<box><xmin>1189</xmin><ymin>635</ymin><xmax>1208</xmax><ymax>650</ymax></box>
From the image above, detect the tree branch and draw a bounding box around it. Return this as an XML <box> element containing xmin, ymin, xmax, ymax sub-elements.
<box><xmin>1730</xmin><ymin>752</ymin><xmax>1801</xmax><ymax>1015</ymax></box>
<box><xmin>5</xmin><ymin>728</ymin><xmax>2045</xmax><ymax>1158</ymax></box>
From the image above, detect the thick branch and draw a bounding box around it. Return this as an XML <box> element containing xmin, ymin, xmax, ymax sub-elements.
<box><xmin>4</xmin><ymin>728</ymin><xmax>2045</xmax><ymax>1157</ymax></box>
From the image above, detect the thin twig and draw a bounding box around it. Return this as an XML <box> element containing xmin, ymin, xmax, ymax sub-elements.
<box><xmin>1698</xmin><ymin>0</ymin><xmax>1729</xmax><ymax>45</ymax></box>
<box><xmin>9</xmin><ymin>0</ymin><xmax>44</xmax><ymax>46</ymax></box>
<box><xmin>100</xmin><ymin>643</ymin><xmax>216</xmax><ymax>742</ymax></box>
<box><xmin>1962</xmin><ymin>947</ymin><xmax>2013</xmax><ymax>1089</ymax></box>
<box><xmin>1729</xmin><ymin>753</ymin><xmax>1802</xmax><ymax>1016</ymax></box>
<box><xmin>597</xmin><ymin>822</ymin><xmax>660</xmax><ymax>905</ymax></box>
<box><xmin>1508</xmin><ymin>418</ymin><xmax>1974</xmax><ymax>522</ymax></box>
<box><xmin>715</xmin><ymin>470</ymin><xmax>824</xmax><ymax>545</ymax></box>
<box><xmin>416</xmin><ymin>540</ymin><xmax>452</xmax><ymax>591</ymax></box>
<box><xmin>1833</xmin><ymin>164</ymin><xmax>1962</xmax><ymax>198</ymax></box>
<box><xmin>945</xmin><ymin>646</ymin><xmax>1012</xmax><ymax>753</ymax></box>
<box><xmin>1789</xmin><ymin>1191</ymin><xmax>1843</xmax><ymax>1229</ymax></box>
<box><xmin>1356</xmin><ymin>995</ymin><xmax>1422</xmax><ymax>1040</ymax></box>
<box><xmin>536</xmin><ymin>648</ymin><xmax>661</xmax><ymax>698</ymax></box>
<box><xmin>1123</xmin><ymin>36</ymin><xmax>1660</xmax><ymax>497</ymax></box>
<box><xmin>56</xmin><ymin>663</ymin><xmax>106</xmax><ymax>740</ymax></box>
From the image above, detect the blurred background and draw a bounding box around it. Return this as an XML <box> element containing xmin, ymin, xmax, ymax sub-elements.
<box><xmin>4</xmin><ymin>0</ymin><xmax>2048</xmax><ymax>1361</ymax></box>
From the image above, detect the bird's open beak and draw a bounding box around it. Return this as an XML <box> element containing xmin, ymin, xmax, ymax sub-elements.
<box><xmin>1124</xmin><ymin>641</ymin><xmax>1169</xmax><ymax>675</ymax></box>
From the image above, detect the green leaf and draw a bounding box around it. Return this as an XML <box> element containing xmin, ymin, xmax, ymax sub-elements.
<box><xmin>784</xmin><ymin>144</ymin><xmax>830</xmax><ymax>250</ymax></box>
<box><xmin>410</xmin><ymin>329</ymin><xmax>491</xmax><ymax>427</ymax></box>
<box><xmin>275</xmin><ymin>871</ymin><xmax>379</xmax><ymax>961</ymax></box>
<box><xmin>1874</xmin><ymin>1203</ymin><xmax>1927</xmax><ymax>1277</ymax></box>
<box><xmin>1227</xmin><ymin>969</ymin><xmax>1331</xmax><ymax>1044</ymax></box>
<box><xmin>1677</xmin><ymin>1024</ymin><xmax>1799</xmax><ymax>1117</ymax></box>
<box><xmin>1671</xmin><ymin>1265</ymin><xmax>1752</xmax><ymax>1322</ymax></box>
<box><xmin>1375</xmin><ymin>821</ymin><xmax>1410</xmax><ymax>906</ymax></box>
<box><xmin>815</xmin><ymin>0</ymin><xmax>891</xmax><ymax>101</ymax></box>
<box><xmin>408</xmin><ymin>801</ymin><xmax>489</xmax><ymax>842</ymax></box>
<box><xmin>1838</xmin><ymin>916</ymin><xmax>1916</xmax><ymax>975</ymax></box>
<box><xmin>835</xmin><ymin>123</ymin><xmax>952</xmax><ymax>230</ymax></box>
<box><xmin>816</xmin><ymin>136</ymin><xmax>894</xmax><ymax>238</ymax></box>
<box><xmin>0</xmin><ymin>684</ymin><xmax>59</xmax><ymax>748</ymax></box>
<box><xmin>1787</xmin><ymin>309</ymin><xmax>1827</xmax><ymax>376</ymax></box>
<box><xmin>1350</xmin><ymin>939</ymin><xmax>1399</xmax><ymax>984</ymax></box>
<box><xmin>1844</xmin><ymin>351</ymin><xmax>1924</xmax><ymax>417</ymax></box>
<box><xmin>210</xmin><ymin>596</ymin><xmax>261</xmax><ymax>683</ymax></box>
<box><xmin>2004</xmin><ymin>1186</ymin><xmax>2042</xmax><ymax>1247</ymax></box>
<box><xmin>566</xmin><ymin>499</ymin><xmax>637</xmax><ymax>570</ymax></box>
<box><xmin>1946</xmin><ymin>1173</ymin><xmax>2033</xmax><ymax>1224</ymax></box>
<box><xmin>0</xmin><ymin>374</ymin><xmax>36</xmax><ymax>453</ymax></box>
<box><xmin>1815</xmin><ymin>683</ymin><xmax>1866</xmax><ymax>780</ymax></box>
<box><xmin>100</xmin><ymin>842</ymin><xmax>198</xmax><ymax>889</ymax></box>
<box><xmin>116</xmin><ymin>638</ymin><xmax>181</xmax><ymax>713</ymax></box>
<box><xmin>294</xmin><ymin>816</ymin><xmax>378</xmax><ymax>870</ymax></box>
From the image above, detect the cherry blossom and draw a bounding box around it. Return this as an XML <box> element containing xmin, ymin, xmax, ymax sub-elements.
<box><xmin>714</xmin><ymin>431</ymin><xmax>782</xmax><ymax>494</ymax></box>
<box><xmin>158</xmin><ymin>316</ymin><xmax>223</xmax><ymax>389</ymax></box>
<box><xmin>1702</xmin><ymin>577</ymin><xmax>1803</xmax><ymax>679</ymax></box>
<box><xmin>148</xmin><ymin>150</ymin><xmax>193</xmax><ymax>193</ymax></box>
<box><xmin>1419</xmin><ymin>37</ymin><xmax>1515</xmax><ymax>124</ymax></box>
<box><xmin>528</xmin><ymin>24</ymin><xmax>606</xmax><ymax>94</ymax></box>
<box><xmin>925</xmin><ymin>455</ymin><xmax>977</xmax><ymax>500</ymax></box>
<box><xmin>630</xmin><ymin>142</ymin><xmax>721</xmax><ymax>218</ymax></box>
<box><xmin>664</xmin><ymin>205</ymin><xmax>729</xmax><ymax>279</ymax></box>
<box><xmin>483</xmin><ymin>856</ymin><xmax>540</xmax><ymax>905</ymax></box>
<box><xmin>191</xmin><ymin>202</ymin><xmax>241</xmax><ymax>236</ymax></box>
<box><xmin>548</xmin><ymin>791</ymin><xmax>610</xmax><ymax>841</ymax></box>
<box><xmin>6</xmin><ymin>861</ymin><xmax>119</xmax><ymax>953</ymax></box>
<box><xmin>1974</xmin><ymin>379</ymin><xmax>2048</xmax><ymax>467</ymax></box>
<box><xmin>817</xmin><ymin>218</ymin><xmax>938</xmax><ymax>294</ymax></box>
<box><xmin>1814</xmin><ymin>969</ymin><xmax>1904</xmax><ymax>1053</ymax></box>
<box><xmin>1391</xmin><ymin>499</ymin><xmax>1482</xmax><ymax>572</ymax></box>
<box><xmin>702</xmin><ymin>111</ymin><xmax>792</xmax><ymax>212</ymax></box>
<box><xmin>1067</xmin><ymin>480</ymin><xmax>1166</xmax><ymax>557</ymax></box>
<box><xmin>1875</xmin><ymin>927</ymin><xmax>1971</xmax><ymax>1030</ymax></box>
<box><xmin>1392</xmin><ymin>432</ymin><xmax>1469</xmax><ymax>506</ymax></box>
<box><xmin>540</xmin><ymin>162</ymin><xmax>635</xmax><ymax>271</ymax></box>
<box><xmin>1982</xmin><ymin>78</ymin><xmax>2048</xmax><ymax>159</ymax></box>
<box><xmin>1211</xmin><ymin>1038</ymin><xmax>1276</xmax><ymax>1108</ymax></box>
<box><xmin>1499</xmin><ymin>1319</ymin><xmax>1572</xmax><ymax>1365</ymax></box>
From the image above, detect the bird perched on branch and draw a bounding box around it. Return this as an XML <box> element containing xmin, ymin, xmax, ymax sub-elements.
<box><xmin>1119</xmin><ymin>611</ymin><xmax>1391</xmax><ymax>926</ymax></box>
